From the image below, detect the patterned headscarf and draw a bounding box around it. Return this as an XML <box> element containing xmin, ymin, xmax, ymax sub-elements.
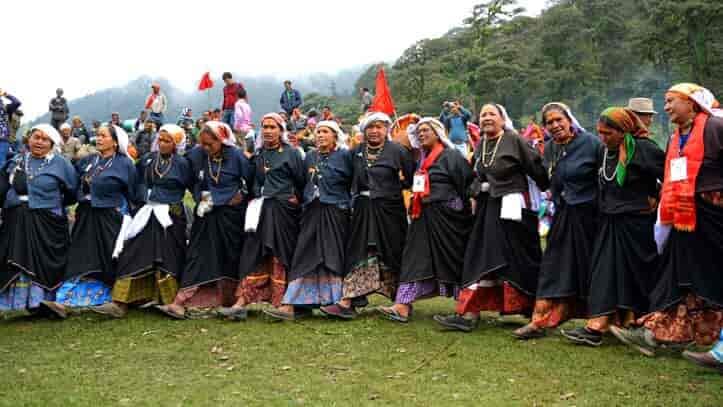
<box><xmin>666</xmin><ymin>83</ymin><xmax>723</xmax><ymax>118</ymax></box>
<box><xmin>204</xmin><ymin>121</ymin><xmax>236</xmax><ymax>147</ymax></box>
<box><xmin>153</xmin><ymin>124</ymin><xmax>187</xmax><ymax>154</ymax></box>
<box><xmin>598</xmin><ymin>107</ymin><xmax>649</xmax><ymax>186</ymax></box>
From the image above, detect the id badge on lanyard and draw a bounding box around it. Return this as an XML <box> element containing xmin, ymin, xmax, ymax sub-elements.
<box><xmin>670</xmin><ymin>157</ymin><xmax>687</xmax><ymax>182</ymax></box>
<box><xmin>412</xmin><ymin>174</ymin><xmax>426</xmax><ymax>193</ymax></box>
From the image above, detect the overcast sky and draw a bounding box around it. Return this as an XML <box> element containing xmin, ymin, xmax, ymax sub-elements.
<box><xmin>6</xmin><ymin>0</ymin><xmax>545</xmax><ymax>119</ymax></box>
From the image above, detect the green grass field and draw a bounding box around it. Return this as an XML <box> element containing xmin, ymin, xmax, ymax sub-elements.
<box><xmin>1</xmin><ymin>297</ymin><xmax>721</xmax><ymax>406</ymax></box>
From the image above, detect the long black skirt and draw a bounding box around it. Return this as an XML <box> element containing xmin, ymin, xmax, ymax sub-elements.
<box><xmin>0</xmin><ymin>204</ymin><xmax>70</xmax><ymax>290</ymax></box>
<box><xmin>649</xmin><ymin>197</ymin><xmax>723</xmax><ymax>310</ymax></box>
<box><xmin>180</xmin><ymin>204</ymin><xmax>245</xmax><ymax>289</ymax></box>
<box><xmin>238</xmin><ymin>198</ymin><xmax>300</xmax><ymax>279</ymax></box>
<box><xmin>346</xmin><ymin>196</ymin><xmax>407</xmax><ymax>276</ymax></box>
<box><xmin>288</xmin><ymin>200</ymin><xmax>350</xmax><ymax>281</ymax></box>
<box><xmin>116</xmin><ymin>206</ymin><xmax>187</xmax><ymax>280</ymax></box>
<box><xmin>536</xmin><ymin>200</ymin><xmax>598</xmax><ymax>300</ymax></box>
<box><xmin>461</xmin><ymin>193</ymin><xmax>542</xmax><ymax>295</ymax></box>
<box><xmin>588</xmin><ymin>213</ymin><xmax>658</xmax><ymax>316</ymax></box>
<box><xmin>64</xmin><ymin>203</ymin><xmax>122</xmax><ymax>286</ymax></box>
<box><xmin>399</xmin><ymin>202</ymin><xmax>472</xmax><ymax>284</ymax></box>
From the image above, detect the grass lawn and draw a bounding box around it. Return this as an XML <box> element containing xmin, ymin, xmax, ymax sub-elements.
<box><xmin>0</xmin><ymin>297</ymin><xmax>721</xmax><ymax>406</ymax></box>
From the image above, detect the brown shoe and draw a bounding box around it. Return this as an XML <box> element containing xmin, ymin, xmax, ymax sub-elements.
<box><xmin>39</xmin><ymin>301</ymin><xmax>68</xmax><ymax>319</ymax></box>
<box><xmin>91</xmin><ymin>302</ymin><xmax>127</xmax><ymax>318</ymax></box>
<box><xmin>682</xmin><ymin>350</ymin><xmax>723</xmax><ymax>373</ymax></box>
<box><xmin>512</xmin><ymin>323</ymin><xmax>546</xmax><ymax>340</ymax></box>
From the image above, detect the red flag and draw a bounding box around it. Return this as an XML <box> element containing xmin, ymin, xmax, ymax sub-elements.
<box><xmin>370</xmin><ymin>67</ymin><xmax>396</xmax><ymax>116</ymax></box>
<box><xmin>198</xmin><ymin>72</ymin><xmax>214</xmax><ymax>91</ymax></box>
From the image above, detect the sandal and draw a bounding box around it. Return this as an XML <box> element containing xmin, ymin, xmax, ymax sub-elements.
<box><xmin>512</xmin><ymin>324</ymin><xmax>546</xmax><ymax>340</ymax></box>
<box><xmin>155</xmin><ymin>304</ymin><xmax>186</xmax><ymax>320</ymax></box>
<box><xmin>377</xmin><ymin>305</ymin><xmax>411</xmax><ymax>323</ymax></box>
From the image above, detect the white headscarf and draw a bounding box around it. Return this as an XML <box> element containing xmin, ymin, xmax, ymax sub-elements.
<box><xmin>30</xmin><ymin>124</ymin><xmax>63</xmax><ymax>155</ymax></box>
<box><xmin>495</xmin><ymin>104</ymin><xmax>516</xmax><ymax>132</ymax></box>
<box><xmin>204</xmin><ymin>121</ymin><xmax>236</xmax><ymax>147</ymax></box>
<box><xmin>111</xmin><ymin>125</ymin><xmax>131</xmax><ymax>157</ymax></box>
<box><xmin>360</xmin><ymin>112</ymin><xmax>392</xmax><ymax>135</ymax></box>
<box><xmin>316</xmin><ymin>120</ymin><xmax>348</xmax><ymax>149</ymax></box>
<box><xmin>668</xmin><ymin>83</ymin><xmax>723</xmax><ymax>118</ymax></box>
<box><xmin>59</xmin><ymin>123</ymin><xmax>71</xmax><ymax>132</ymax></box>
<box><xmin>153</xmin><ymin>124</ymin><xmax>187</xmax><ymax>154</ymax></box>
<box><xmin>542</xmin><ymin>102</ymin><xmax>585</xmax><ymax>133</ymax></box>
<box><xmin>407</xmin><ymin>117</ymin><xmax>455</xmax><ymax>150</ymax></box>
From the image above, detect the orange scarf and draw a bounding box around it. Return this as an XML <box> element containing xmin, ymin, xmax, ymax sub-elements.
<box><xmin>411</xmin><ymin>143</ymin><xmax>444</xmax><ymax>219</ymax></box>
<box><xmin>659</xmin><ymin>112</ymin><xmax>708</xmax><ymax>231</ymax></box>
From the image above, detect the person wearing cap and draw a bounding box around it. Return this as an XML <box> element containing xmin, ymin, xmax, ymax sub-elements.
<box><xmin>49</xmin><ymin>88</ymin><xmax>69</xmax><ymax>130</ymax></box>
<box><xmin>156</xmin><ymin>121</ymin><xmax>251</xmax><ymax>319</ymax></box>
<box><xmin>0</xmin><ymin>125</ymin><xmax>77</xmax><ymax>315</ymax></box>
<box><xmin>319</xmin><ymin>112</ymin><xmax>415</xmax><ymax>320</ymax></box>
<box><xmin>59</xmin><ymin>123</ymin><xmax>81</xmax><ymax>162</ymax></box>
<box><xmin>560</xmin><ymin>107</ymin><xmax>664</xmax><ymax>347</ymax></box>
<box><xmin>264</xmin><ymin>120</ymin><xmax>353</xmax><ymax>321</ymax></box>
<box><xmin>610</xmin><ymin>83</ymin><xmax>723</xmax><ymax>356</ymax></box>
<box><xmin>377</xmin><ymin>117</ymin><xmax>474</xmax><ymax>323</ymax></box>
<box><xmin>434</xmin><ymin>104</ymin><xmax>549</xmax><ymax>331</ymax></box>
<box><xmin>0</xmin><ymin>89</ymin><xmax>21</xmax><ymax>169</ymax></box>
<box><xmin>40</xmin><ymin>125</ymin><xmax>138</xmax><ymax>318</ymax></box>
<box><xmin>218</xmin><ymin>113</ymin><xmax>306</xmax><ymax>321</ymax></box>
<box><xmin>280</xmin><ymin>80</ymin><xmax>303</xmax><ymax>116</ymax></box>
<box><xmin>92</xmin><ymin>125</ymin><xmax>192</xmax><ymax>318</ymax></box>
<box><xmin>145</xmin><ymin>82</ymin><xmax>167</xmax><ymax>127</ymax></box>
<box><xmin>627</xmin><ymin>97</ymin><xmax>657</xmax><ymax>129</ymax></box>
<box><xmin>513</xmin><ymin>102</ymin><xmax>602</xmax><ymax>340</ymax></box>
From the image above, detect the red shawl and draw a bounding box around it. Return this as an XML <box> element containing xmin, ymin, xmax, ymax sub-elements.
<box><xmin>411</xmin><ymin>143</ymin><xmax>444</xmax><ymax>219</ymax></box>
<box><xmin>659</xmin><ymin>112</ymin><xmax>708</xmax><ymax>231</ymax></box>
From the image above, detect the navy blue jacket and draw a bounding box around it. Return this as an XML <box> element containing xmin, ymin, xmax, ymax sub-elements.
<box><xmin>251</xmin><ymin>144</ymin><xmax>306</xmax><ymax>202</ymax></box>
<box><xmin>280</xmin><ymin>89</ymin><xmax>303</xmax><ymax>114</ymax></box>
<box><xmin>136</xmin><ymin>152</ymin><xmax>192</xmax><ymax>204</ymax></box>
<box><xmin>1</xmin><ymin>153</ymin><xmax>77</xmax><ymax>211</ymax></box>
<box><xmin>303</xmin><ymin>148</ymin><xmax>353</xmax><ymax>209</ymax></box>
<box><xmin>76</xmin><ymin>152</ymin><xmax>138</xmax><ymax>210</ymax></box>
<box><xmin>544</xmin><ymin>130</ymin><xmax>602</xmax><ymax>206</ymax></box>
<box><xmin>187</xmin><ymin>145</ymin><xmax>251</xmax><ymax>206</ymax></box>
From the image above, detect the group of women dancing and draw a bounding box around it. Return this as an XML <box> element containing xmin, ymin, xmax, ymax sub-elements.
<box><xmin>0</xmin><ymin>83</ymin><xmax>721</xmax><ymax>361</ymax></box>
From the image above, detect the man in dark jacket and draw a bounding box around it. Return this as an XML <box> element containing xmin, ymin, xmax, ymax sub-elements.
<box><xmin>49</xmin><ymin>88</ymin><xmax>69</xmax><ymax>130</ymax></box>
<box><xmin>134</xmin><ymin>120</ymin><xmax>156</xmax><ymax>157</ymax></box>
<box><xmin>280</xmin><ymin>80</ymin><xmax>302</xmax><ymax>115</ymax></box>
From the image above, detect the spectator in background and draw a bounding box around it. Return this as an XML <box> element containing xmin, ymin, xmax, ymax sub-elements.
<box><xmin>9</xmin><ymin>109</ymin><xmax>23</xmax><ymax>146</ymax></box>
<box><xmin>90</xmin><ymin>120</ymin><xmax>102</xmax><ymax>144</ymax></box>
<box><xmin>177</xmin><ymin>107</ymin><xmax>194</xmax><ymax>129</ymax></box>
<box><xmin>110</xmin><ymin>112</ymin><xmax>122</xmax><ymax>128</ymax></box>
<box><xmin>222</xmin><ymin>72</ymin><xmax>245</xmax><ymax>127</ymax></box>
<box><xmin>59</xmin><ymin>123</ymin><xmax>81</xmax><ymax>161</ymax></box>
<box><xmin>145</xmin><ymin>82</ymin><xmax>167</xmax><ymax>126</ymax></box>
<box><xmin>289</xmin><ymin>108</ymin><xmax>307</xmax><ymax>132</ymax></box>
<box><xmin>280</xmin><ymin>80</ymin><xmax>302</xmax><ymax>115</ymax></box>
<box><xmin>440</xmin><ymin>100</ymin><xmax>472</xmax><ymax>156</ymax></box>
<box><xmin>134</xmin><ymin>120</ymin><xmax>157</xmax><ymax>157</ymax></box>
<box><xmin>321</xmin><ymin>106</ymin><xmax>335</xmax><ymax>121</ymax></box>
<box><xmin>360</xmin><ymin>87</ymin><xmax>373</xmax><ymax>113</ymax></box>
<box><xmin>0</xmin><ymin>89</ymin><xmax>21</xmax><ymax>168</ymax></box>
<box><xmin>211</xmin><ymin>109</ymin><xmax>222</xmax><ymax>122</ymax></box>
<box><xmin>49</xmin><ymin>88</ymin><xmax>69</xmax><ymax>130</ymax></box>
<box><xmin>70</xmin><ymin>116</ymin><xmax>90</xmax><ymax>145</ymax></box>
<box><xmin>134</xmin><ymin>110</ymin><xmax>148</xmax><ymax>133</ymax></box>
<box><xmin>233</xmin><ymin>88</ymin><xmax>252</xmax><ymax>146</ymax></box>
<box><xmin>626</xmin><ymin>97</ymin><xmax>657</xmax><ymax>129</ymax></box>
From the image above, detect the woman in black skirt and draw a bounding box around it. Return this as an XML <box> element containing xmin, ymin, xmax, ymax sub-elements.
<box><xmin>41</xmin><ymin>125</ymin><xmax>137</xmax><ymax>319</ymax></box>
<box><xmin>320</xmin><ymin>112</ymin><xmax>414</xmax><ymax>320</ymax></box>
<box><xmin>434</xmin><ymin>104</ymin><xmax>550</xmax><ymax>332</ymax></box>
<box><xmin>92</xmin><ymin>125</ymin><xmax>192</xmax><ymax>318</ymax></box>
<box><xmin>264</xmin><ymin>120</ymin><xmax>353</xmax><ymax>320</ymax></box>
<box><xmin>0</xmin><ymin>125</ymin><xmax>77</xmax><ymax>315</ymax></box>
<box><xmin>377</xmin><ymin>117</ymin><xmax>473</xmax><ymax>323</ymax></box>
<box><xmin>157</xmin><ymin>121</ymin><xmax>251</xmax><ymax>319</ymax></box>
<box><xmin>561</xmin><ymin>107</ymin><xmax>664</xmax><ymax>346</ymax></box>
<box><xmin>514</xmin><ymin>103</ymin><xmax>602</xmax><ymax>339</ymax></box>
<box><xmin>219</xmin><ymin>113</ymin><xmax>306</xmax><ymax>321</ymax></box>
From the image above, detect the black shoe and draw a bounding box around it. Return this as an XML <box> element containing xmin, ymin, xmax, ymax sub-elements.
<box><xmin>561</xmin><ymin>327</ymin><xmax>603</xmax><ymax>347</ymax></box>
<box><xmin>433</xmin><ymin>314</ymin><xmax>479</xmax><ymax>332</ymax></box>
<box><xmin>350</xmin><ymin>297</ymin><xmax>369</xmax><ymax>309</ymax></box>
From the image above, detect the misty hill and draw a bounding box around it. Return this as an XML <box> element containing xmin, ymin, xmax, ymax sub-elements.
<box><xmin>31</xmin><ymin>67</ymin><xmax>368</xmax><ymax>125</ymax></box>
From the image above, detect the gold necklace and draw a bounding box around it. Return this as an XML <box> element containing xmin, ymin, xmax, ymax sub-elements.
<box><xmin>208</xmin><ymin>155</ymin><xmax>223</xmax><ymax>184</ymax></box>
<box><xmin>480</xmin><ymin>132</ymin><xmax>504</xmax><ymax>168</ymax></box>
